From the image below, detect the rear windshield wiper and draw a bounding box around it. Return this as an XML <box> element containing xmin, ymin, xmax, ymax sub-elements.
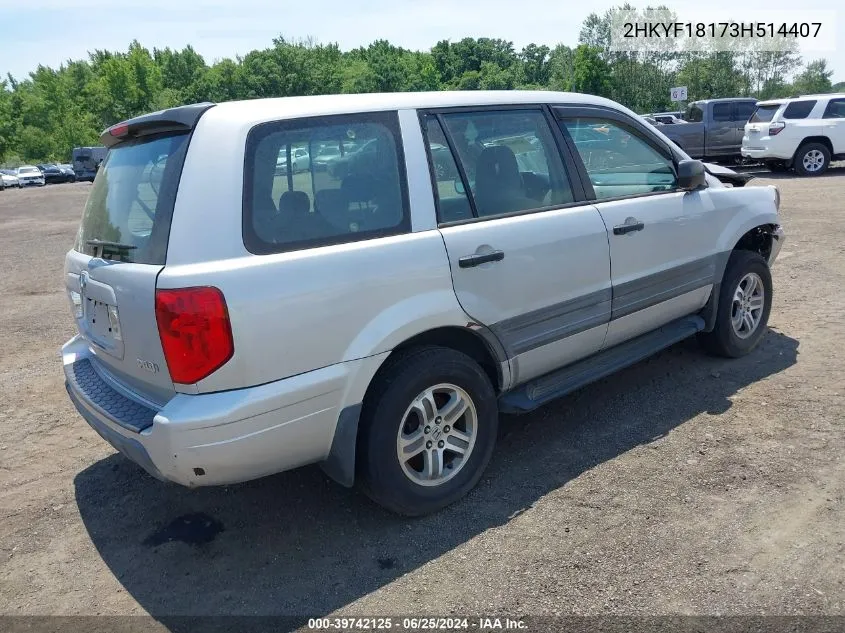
<box><xmin>86</xmin><ymin>239</ymin><xmax>138</xmax><ymax>259</ymax></box>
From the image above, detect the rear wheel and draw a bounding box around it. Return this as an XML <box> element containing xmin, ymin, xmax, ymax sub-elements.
<box><xmin>794</xmin><ymin>142</ymin><xmax>830</xmax><ymax>177</ymax></box>
<box><xmin>357</xmin><ymin>346</ymin><xmax>498</xmax><ymax>516</ymax></box>
<box><xmin>698</xmin><ymin>250</ymin><xmax>772</xmax><ymax>358</ymax></box>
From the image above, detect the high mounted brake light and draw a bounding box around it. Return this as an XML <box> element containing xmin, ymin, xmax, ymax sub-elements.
<box><xmin>155</xmin><ymin>287</ymin><xmax>234</xmax><ymax>384</ymax></box>
<box><xmin>109</xmin><ymin>123</ymin><xmax>129</xmax><ymax>138</ymax></box>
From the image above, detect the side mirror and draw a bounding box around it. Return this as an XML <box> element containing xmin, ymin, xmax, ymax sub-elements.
<box><xmin>677</xmin><ymin>159</ymin><xmax>706</xmax><ymax>191</ymax></box>
<box><xmin>454</xmin><ymin>178</ymin><xmax>466</xmax><ymax>195</ymax></box>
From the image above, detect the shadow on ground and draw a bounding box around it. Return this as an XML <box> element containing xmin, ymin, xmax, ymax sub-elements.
<box><xmin>74</xmin><ymin>329</ymin><xmax>799</xmax><ymax>629</ymax></box>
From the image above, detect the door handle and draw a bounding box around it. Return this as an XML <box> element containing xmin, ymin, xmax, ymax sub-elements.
<box><xmin>613</xmin><ymin>219</ymin><xmax>645</xmax><ymax>235</ymax></box>
<box><xmin>459</xmin><ymin>250</ymin><xmax>505</xmax><ymax>268</ymax></box>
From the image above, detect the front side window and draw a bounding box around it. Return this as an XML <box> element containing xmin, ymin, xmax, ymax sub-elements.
<box><xmin>244</xmin><ymin>112</ymin><xmax>409</xmax><ymax>254</ymax></box>
<box><xmin>562</xmin><ymin>118</ymin><xmax>677</xmax><ymax>200</ymax></box>
<box><xmin>434</xmin><ymin>109</ymin><xmax>574</xmax><ymax>219</ymax></box>
<box><xmin>823</xmin><ymin>98</ymin><xmax>845</xmax><ymax>119</ymax></box>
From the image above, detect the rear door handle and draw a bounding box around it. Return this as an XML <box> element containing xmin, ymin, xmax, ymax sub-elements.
<box><xmin>613</xmin><ymin>219</ymin><xmax>645</xmax><ymax>235</ymax></box>
<box><xmin>459</xmin><ymin>250</ymin><xmax>505</xmax><ymax>268</ymax></box>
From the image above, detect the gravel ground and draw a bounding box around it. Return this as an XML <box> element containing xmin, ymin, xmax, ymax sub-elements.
<box><xmin>0</xmin><ymin>172</ymin><xmax>843</xmax><ymax>628</ymax></box>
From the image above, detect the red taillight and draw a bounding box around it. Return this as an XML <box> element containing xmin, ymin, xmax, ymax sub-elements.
<box><xmin>769</xmin><ymin>122</ymin><xmax>786</xmax><ymax>136</ymax></box>
<box><xmin>109</xmin><ymin>123</ymin><xmax>129</xmax><ymax>137</ymax></box>
<box><xmin>155</xmin><ymin>287</ymin><xmax>234</xmax><ymax>384</ymax></box>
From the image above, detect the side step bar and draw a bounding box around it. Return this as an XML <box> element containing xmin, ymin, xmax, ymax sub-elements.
<box><xmin>499</xmin><ymin>315</ymin><xmax>705</xmax><ymax>414</ymax></box>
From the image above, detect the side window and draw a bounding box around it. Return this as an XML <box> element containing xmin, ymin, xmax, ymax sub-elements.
<box><xmin>712</xmin><ymin>103</ymin><xmax>733</xmax><ymax>122</ymax></box>
<box><xmin>823</xmin><ymin>98</ymin><xmax>845</xmax><ymax>119</ymax></box>
<box><xmin>783</xmin><ymin>100</ymin><xmax>817</xmax><ymax>119</ymax></box>
<box><xmin>735</xmin><ymin>102</ymin><xmax>757</xmax><ymax>122</ymax></box>
<box><xmin>423</xmin><ymin>117</ymin><xmax>473</xmax><ymax>223</ymax></box>
<box><xmin>562</xmin><ymin>117</ymin><xmax>677</xmax><ymax>200</ymax></box>
<box><xmin>434</xmin><ymin>109</ymin><xmax>573</xmax><ymax>218</ymax></box>
<box><xmin>243</xmin><ymin>112</ymin><xmax>409</xmax><ymax>254</ymax></box>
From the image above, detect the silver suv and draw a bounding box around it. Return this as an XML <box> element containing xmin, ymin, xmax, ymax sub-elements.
<box><xmin>62</xmin><ymin>91</ymin><xmax>784</xmax><ymax>515</ymax></box>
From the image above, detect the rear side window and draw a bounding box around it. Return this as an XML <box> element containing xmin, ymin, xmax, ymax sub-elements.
<box><xmin>823</xmin><ymin>98</ymin><xmax>845</xmax><ymax>118</ymax></box>
<box><xmin>712</xmin><ymin>103</ymin><xmax>733</xmax><ymax>122</ymax></box>
<box><xmin>243</xmin><ymin>112</ymin><xmax>409</xmax><ymax>254</ymax></box>
<box><xmin>75</xmin><ymin>133</ymin><xmax>188</xmax><ymax>265</ymax></box>
<box><xmin>783</xmin><ymin>100</ymin><xmax>817</xmax><ymax>119</ymax></box>
<box><xmin>750</xmin><ymin>105</ymin><xmax>780</xmax><ymax>123</ymax></box>
<box><xmin>434</xmin><ymin>109</ymin><xmax>574</xmax><ymax>219</ymax></box>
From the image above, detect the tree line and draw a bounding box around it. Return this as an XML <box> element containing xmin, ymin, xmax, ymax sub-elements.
<box><xmin>1</xmin><ymin>5</ymin><xmax>842</xmax><ymax>164</ymax></box>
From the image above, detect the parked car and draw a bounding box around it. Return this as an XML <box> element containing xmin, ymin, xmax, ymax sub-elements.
<box><xmin>741</xmin><ymin>94</ymin><xmax>845</xmax><ymax>176</ymax></box>
<box><xmin>16</xmin><ymin>165</ymin><xmax>45</xmax><ymax>186</ymax></box>
<box><xmin>71</xmin><ymin>146</ymin><xmax>107</xmax><ymax>181</ymax></box>
<box><xmin>311</xmin><ymin>145</ymin><xmax>345</xmax><ymax>172</ymax></box>
<box><xmin>0</xmin><ymin>170</ymin><xmax>21</xmax><ymax>188</ymax></box>
<box><xmin>661</xmin><ymin>98</ymin><xmax>758</xmax><ymax>160</ymax></box>
<box><xmin>36</xmin><ymin>163</ymin><xmax>67</xmax><ymax>184</ymax></box>
<box><xmin>275</xmin><ymin>147</ymin><xmax>310</xmax><ymax>174</ymax></box>
<box><xmin>61</xmin><ymin>92</ymin><xmax>784</xmax><ymax>516</ymax></box>
<box><xmin>58</xmin><ymin>164</ymin><xmax>77</xmax><ymax>182</ymax></box>
<box><xmin>1</xmin><ymin>170</ymin><xmax>21</xmax><ymax>188</ymax></box>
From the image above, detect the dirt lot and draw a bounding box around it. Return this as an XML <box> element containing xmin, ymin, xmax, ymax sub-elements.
<box><xmin>0</xmin><ymin>172</ymin><xmax>843</xmax><ymax>627</ymax></box>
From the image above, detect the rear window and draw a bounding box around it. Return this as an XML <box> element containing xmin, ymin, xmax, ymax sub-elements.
<box><xmin>684</xmin><ymin>105</ymin><xmax>704</xmax><ymax>122</ymax></box>
<box><xmin>735</xmin><ymin>102</ymin><xmax>757</xmax><ymax>121</ymax></box>
<box><xmin>75</xmin><ymin>133</ymin><xmax>188</xmax><ymax>265</ymax></box>
<box><xmin>749</xmin><ymin>105</ymin><xmax>780</xmax><ymax>123</ymax></box>
<box><xmin>783</xmin><ymin>100</ymin><xmax>817</xmax><ymax>119</ymax></box>
<box><xmin>243</xmin><ymin>111</ymin><xmax>410</xmax><ymax>255</ymax></box>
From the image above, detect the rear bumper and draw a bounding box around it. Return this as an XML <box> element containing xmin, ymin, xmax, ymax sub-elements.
<box><xmin>741</xmin><ymin>145</ymin><xmax>793</xmax><ymax>161</ymax></box>
<box><xmin>62</xmin><ymin>335</ymin><xmax>363</xmax><ymax>487</ymax></box>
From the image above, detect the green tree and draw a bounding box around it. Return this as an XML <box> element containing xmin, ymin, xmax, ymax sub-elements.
<box><xmin>792</xmin><ymin>59</ymin><xmax>834</xmax><ymax>95</ymax></box>
<box><xmin>570</xmin><ymin>45</ymin><xmax>611</xmax><ymax>97</ymax></box>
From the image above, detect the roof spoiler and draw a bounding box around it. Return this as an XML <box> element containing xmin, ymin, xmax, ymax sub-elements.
<box><xmin>100</xmin><ymin>102</ymin><xmax>216</xmax><ymax>148</ymax></box>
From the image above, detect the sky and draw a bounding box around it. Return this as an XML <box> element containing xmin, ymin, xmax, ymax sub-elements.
<box><xmin>0</xmin><ymin>0</ymin><xmax>842</xmax><ymax>83</ymax></box>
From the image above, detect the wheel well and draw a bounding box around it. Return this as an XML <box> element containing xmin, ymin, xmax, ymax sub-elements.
<box><xmin>796</xmin><ymin>136</ymin><xmax>833</xmax><ymax>155</ymax></box>
<box><xmin>734</xmin><ymin>224</ymin><xmax>775</xmax><ymax>260</ymax></box>
<box><xmin>362</xmin><ymin>327</ymin><xmax>503</xmax><ymax>409</ymax></box>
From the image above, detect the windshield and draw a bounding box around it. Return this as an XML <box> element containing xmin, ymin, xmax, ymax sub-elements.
<box><xmin>19</xmin><ymin>167</ymin><xmax>38</xmax><ymax>174</ymax></box>
<box><xmin>74</xmin><ymin>133</ymin><xmax>188</xmax><ymax>264</ymax></box>
<box><xmin>750</xmin><ymin>105</ymin><xmax>780</xmax><ymax>123</ymax></box>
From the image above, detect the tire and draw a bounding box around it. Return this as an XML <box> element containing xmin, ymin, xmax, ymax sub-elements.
<box><xmin>698</xmin><ymin>250</ymin><xmax>772</xmax><ymax>358</ymax></box>
<box><xmin>357</xmin><ymin>346</ymin><xmax>498</xmax><ymax>516</ymax></box>
<box><xmin>793</xmin><ymin>142</ymin><xmax>830</xmax><ymax>177</ymax></box>
<box><xmin>764</xmin><ymin>160</ymin><xmax>788</xmax><ymax>173</ymax></box>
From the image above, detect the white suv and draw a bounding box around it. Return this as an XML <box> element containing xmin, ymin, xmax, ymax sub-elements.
<box><xmin>62</xmin><ymin>91</ymin><xmax>784</xmax><ymax>515</ymax></box>
<box><xmin>742</xmin><ymin>94</ymin><xmax>845</xmax><ymax>176</ymax></box>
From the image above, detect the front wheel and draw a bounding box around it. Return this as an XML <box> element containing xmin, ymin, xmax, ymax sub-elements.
<box><xmin>357</xmin><ymin>346</ymin><xmax>498</xmax><ymax>516</ymax></box>
<box><xmin>698</xmin><ymin>250</ymin><xmax>772</xmax><ymax>358</ymax></box>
